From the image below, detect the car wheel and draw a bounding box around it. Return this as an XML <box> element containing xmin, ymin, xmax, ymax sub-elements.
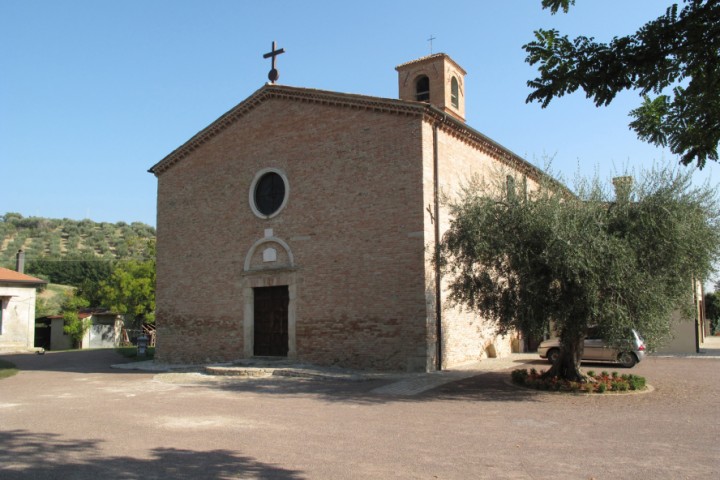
<box><xmin>547</xmin><ymin>348</ymin><xmax>560</xmax><ymax>364</ymax></box>
<box><xmin>618</xmin><ymin>352</ymin><xmax>637</xmax><ymax>368</ymax></box>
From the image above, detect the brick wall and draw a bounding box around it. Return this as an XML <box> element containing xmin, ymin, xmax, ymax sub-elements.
<box><xmin>155</xmin><ymin>98</ymin><xmax>431</xmax><ymax>370</ymax></box>
<box><xmin>422</xmin><ymin>123</ymin><xmax>539</xmax><ymax>368</ymax></box>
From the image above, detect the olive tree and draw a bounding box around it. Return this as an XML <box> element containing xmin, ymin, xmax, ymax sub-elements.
<box><xmin>439</xmin><ymin>167</ymin><xmax>720</xmax><ymax>381</ymax></box>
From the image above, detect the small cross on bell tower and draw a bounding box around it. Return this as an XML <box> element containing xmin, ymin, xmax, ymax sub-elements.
<box><xmin>263</xmin><ymin>40</ymin><xmax>285</xmax><ymax>84</ymax></box>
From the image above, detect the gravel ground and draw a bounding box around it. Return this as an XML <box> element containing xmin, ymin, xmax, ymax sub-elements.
<box><xmin>0</xmin><ymin>349</ymin><xmax>718</xmax><ymax>479</ymax></box>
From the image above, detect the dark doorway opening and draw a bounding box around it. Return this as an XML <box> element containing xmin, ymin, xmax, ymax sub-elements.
<box><xmin>253</xmin><ymin>286</ymin><xmax>289</xmax><ymax>356</ymax></box>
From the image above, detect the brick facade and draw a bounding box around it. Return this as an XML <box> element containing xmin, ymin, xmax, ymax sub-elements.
<box><xmin>151</xmin><ymin>55</ymin><xmax>546</xmax><ymax>371</ymax></box>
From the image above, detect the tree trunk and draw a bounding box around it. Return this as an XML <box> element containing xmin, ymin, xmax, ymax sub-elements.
<box><xmin>541</xmin><ymin>335</ymin><xmax>586</xmax><ymax>382</ymax></box>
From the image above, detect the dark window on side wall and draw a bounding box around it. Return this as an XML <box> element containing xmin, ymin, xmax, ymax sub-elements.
<box><xmin>451</xmin><ymin>77</ymin><xmax>459</xmax><ymax>108</ymax></box>
<box><xmin>416</xmin><ymin>75</ymin><xmax>430</xmax><ymax>102</ymax></box>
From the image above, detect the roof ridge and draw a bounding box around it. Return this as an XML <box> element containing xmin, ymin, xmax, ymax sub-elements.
<box><xmin>0</xmin><ymin>267</ymin><xmax>46</xmax><ymax>285</ymax></box>
<box><xmin>147</xmin><ymin>84</ymin><xmax>548</xmax><ymax>185</ymax></box>
<box><xmin>148</xmin><ymin>84</ymin><xmax>427</xmax><ymax>175</ymax></box>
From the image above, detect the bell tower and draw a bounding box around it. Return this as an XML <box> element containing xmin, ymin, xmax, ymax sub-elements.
<box><xmin>396</xmin><ymin>53</ymin><xmax>467</xmax><ymax>122</ymax></box>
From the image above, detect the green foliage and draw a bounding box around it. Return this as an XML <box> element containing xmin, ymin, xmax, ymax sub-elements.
<box><xmin>35</xmin><ymin>284</ymin><xmax>75</xmax><ymax>318</ymax></box>
<box><xmin>525</xmin><ymin>0</ymin><xmax>720</xmax><ymax>168</ymax></box>
<box><xmin>0</xmin><ymin>212</ymin><xmax>155</xmax><ymax>269</ymax></box>
<box><xmin>0</xmin><ymin>359</ymin><xmax>18</xmax><ymax>380</ymax></box>
<box><xmin>61</xmin><ymin>291</ymin><xmax>91</xmax><ymax>348</ymax></box>
<box><xmin>511</xmin><ymin>368</ymin><xmax>647</xmax><ymax>393</ymax></box>
<box><xmin>28</xmin><ymin>256</ymin><xmax>114</xmax><ymax>288</ymax></box>
<box><xmin>628</xmin><ymin>374</ymin><xmax>646</xmax><ymax>390</ymax></box>
<box><xmin>115</xmin><ymin>346</ymin><xmax>155</xmax><ymax>360</ymax></box>
<box><xmin>704</xmin><ymin>290</ymin><xmax>720</xmax><ymax>334</ymax></box>
<box><xmin>35</xmin><ymin>296</ymin><xmax>54</xmax><ymax>319</ymax></box>
<box><xmin>90</xmin><ymin>239</ymin><xmax>156</xmax><ymax>326</ymax></box>
<box><xmin>440</xmin><ymin>166</ymin><xmax>720</xmax><ymax>379</ymax></box>
<box><xmin>541</xmin><ymin>0</ymin><xmax>574</xmax><ymax>14</ymax></box>
<box><xmin>511</xmin><ymin>368</ymin><xmax>530</xmax><ymax>384</ymax></box>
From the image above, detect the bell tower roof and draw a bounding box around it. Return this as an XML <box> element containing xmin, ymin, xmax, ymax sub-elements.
<box><xmin>395</xmin><ymin>53</ymin><xmax>467</xmax><ymax>122</ymax></box>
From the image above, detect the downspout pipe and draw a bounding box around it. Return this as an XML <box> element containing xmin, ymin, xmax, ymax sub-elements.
<box><xmin>693</xmin><ymin>276</ymin><xmax>701</xmax><ymax>353</ymax></box>
<box><xmin>433</xmin><ymin>121</ymin><xmax>443</xmax><ymax>371</ymax></box>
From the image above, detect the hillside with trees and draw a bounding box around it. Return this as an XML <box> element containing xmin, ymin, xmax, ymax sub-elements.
<box><xmin>0</xmin><ymin>212</ymin><xmax>155</xmax><ymax>270</ymax></box>
<box><xmin>1</xmin><ymin>213</ymin><xmax>156</xmax><ymax>322</ymax></box>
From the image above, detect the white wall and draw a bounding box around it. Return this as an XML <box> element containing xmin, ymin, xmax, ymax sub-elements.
<box><xmin>0</xmin><ymin>285</ymin><xmax>37</xmax><ymax>351</ymax></box>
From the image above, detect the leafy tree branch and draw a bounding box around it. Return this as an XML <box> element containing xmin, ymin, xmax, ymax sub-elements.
<box><xmin>524</xmin><ymin>0</ymin><xmax>720</xmax><ymax>168</ymax></box>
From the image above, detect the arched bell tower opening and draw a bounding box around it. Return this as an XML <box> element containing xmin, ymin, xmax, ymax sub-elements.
<box><xmin>396</xmin><ymin>53</ymin><xmax>467</xmax><ymax>122</ymax></box>
<box><xmin>416</xmin><ymin>75</ymin><xmax>430</xmax><ymax>102</ymax></box>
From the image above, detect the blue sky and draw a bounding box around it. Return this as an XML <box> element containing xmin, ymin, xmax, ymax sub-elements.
<box><xmin>1</xmin><ymin>0</ymin><xmax>717</xmax><ymax>227</ymax></box>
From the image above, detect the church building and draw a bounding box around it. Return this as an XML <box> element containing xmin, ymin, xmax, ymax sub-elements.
<box><xmin>149</xmin><ymin>52</ymin><xmax>550</xmax><ymax>371</ymax></box>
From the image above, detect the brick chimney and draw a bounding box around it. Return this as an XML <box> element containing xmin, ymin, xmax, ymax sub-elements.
<box><xmin>16</xmin><ymin>249</ymin><xmax>25</xmax><ymax>273</ymax></box>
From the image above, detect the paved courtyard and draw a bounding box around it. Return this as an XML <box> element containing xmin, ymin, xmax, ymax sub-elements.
<box><xmin>1</xmin><ymin>347</ymin><xmax>719</xmax><ymax>479</ymax></box>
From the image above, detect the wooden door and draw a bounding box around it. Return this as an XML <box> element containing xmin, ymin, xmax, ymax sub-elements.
<box><xmin>253</xmin><ymin>286</ymin><xmax>289</xmax><ymax>357</ymax></box>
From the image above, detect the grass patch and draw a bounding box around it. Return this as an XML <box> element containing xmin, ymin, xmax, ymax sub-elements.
<box><xmin>115</xmin><ymin>346</ymin><xmax>155</xmax><ymax>360</ymax></box>
<box><xmin>511</xmin><ymin>368</ymin><xmax>647</xmax><ymax>394</ymax></box>
<box><xmin>0</xmin><ymin>359</ymin><xmax>18</xmax><ymax>380</ymax></box>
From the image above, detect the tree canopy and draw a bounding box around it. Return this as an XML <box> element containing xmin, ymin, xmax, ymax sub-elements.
<box><xmin>88</xmin><ymin>239</ymin><xmax>156</xmax><ymax>326</ymax></box>
<box><xmin>439</xmin><ymin>167</ymin><xmax>720</xmax><ymax>380</ymax></box>
<box><xmin>61</xmin><ymin>290</ymin><xmax>91</xmax><ymax>348</ymax></box>
<box><xmin>524</xmin><ymin>0</ymin><xmax>720</xmax><ymax>168</ymax></box>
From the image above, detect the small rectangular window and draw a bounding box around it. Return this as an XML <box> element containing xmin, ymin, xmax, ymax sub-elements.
<box><xmin>451</xmin><ymin>77</ymin><xmax>459</xmax><ymax>108</ymax></box>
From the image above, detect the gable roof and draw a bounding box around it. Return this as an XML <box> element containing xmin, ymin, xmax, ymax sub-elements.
<box><xmin>0</xmin><ymin>267</ymin><xmax>46</xmax><ymax>286</ymax></box>
<box><xmin>148</xmin><ymin>83</ymin><xmax>549</xmax><ymax>183</ymax></box>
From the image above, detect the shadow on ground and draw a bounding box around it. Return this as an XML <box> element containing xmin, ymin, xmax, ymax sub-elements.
<box><xmin>161</xmin><ymin>368</ymin><xmax>544</xmax><ymax>406</ymax></box>
<box><xmin>0</xmin><ymin>429</ymin><xmax>304</xmax><ymax>480</ymax></box>
<box><xmin>0</xmin><ymin>349</ymin><xmax>152</xmax><ymax>375</ymax></box>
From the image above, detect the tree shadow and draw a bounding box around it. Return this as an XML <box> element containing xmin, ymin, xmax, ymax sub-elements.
<box><xmin>181</xmin><ymin>369</ymin><xmax>543</xmax><ymax>406</ymax></box>
<box><xmin>0</xmin><ymin>349</ymin><xmax>154</xmax><ymax>375</ymax></box>
<box><xmin>0</xmin><ymin>429</ymin><xmax>305</xmax><ymax>479</ymax></box>
<box><xmin>3</xmin><ymin>349</ymin><xmax>545</xmax><ymax>405</ymax></box>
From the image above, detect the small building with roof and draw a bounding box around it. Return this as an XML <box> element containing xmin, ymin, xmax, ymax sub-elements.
<box><xmin>0</xmin><ymin>266</ymin><xmax>46</xmax><ymax>353</ymax></box>
<box><xmin>38</xmin><ymin>308</ymin><xmax>125</xmax><ymax>351</ymax></box>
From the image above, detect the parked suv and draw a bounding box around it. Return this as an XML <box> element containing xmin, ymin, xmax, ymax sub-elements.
<box><xmin>538</xmin><ymin>328</ymin><xmax>646</xmax><ymax>368</ymax></box>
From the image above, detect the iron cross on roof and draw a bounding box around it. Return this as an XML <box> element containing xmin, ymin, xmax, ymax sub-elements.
<box><xmin>263</xmin><ymin>41</ymin><xmax>285</xmax><ymax>84</ymax></box>
<box><xmin>427</xmin><ymin>35</ymin><xmax>436</xmax><ymax>54</ymax></box>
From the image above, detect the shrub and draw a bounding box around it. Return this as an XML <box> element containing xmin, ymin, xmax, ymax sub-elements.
<box><xmin>511</xmin><ymin>369</ymin><xmax>529</xmax><ymax>384</ymax></box>
<box><xmin>628</xmin><ymin>375</ymin><xmax>646</xmax><ymax>390</ymax></box>
<box><xmin>511</xmin><ymin>368</ymin><xmax>646</xmax><ymax>394</ymax></box>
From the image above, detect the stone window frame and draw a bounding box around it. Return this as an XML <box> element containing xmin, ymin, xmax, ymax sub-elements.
<box><xmin>249</xmin><ymin>167</ymin><xmax>290</xmax><ymax>219</ymax></box>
